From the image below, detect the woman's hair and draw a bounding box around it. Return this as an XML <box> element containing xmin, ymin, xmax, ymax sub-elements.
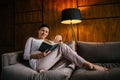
<box><xmin>38</xmin><ymin>24</ymin><xmax>50</xmax><ymax>30</ymax></box>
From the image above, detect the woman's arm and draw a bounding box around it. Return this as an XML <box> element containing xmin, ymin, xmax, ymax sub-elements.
<box><xmin>30</xmin><ymin>49</ymin><xmax>51</xmax><ymax>59</ymax></box>
<box><xmin>24</xmin><ymin>37</ymin><xmax>51</xmax><ymax>60</ymax></box>
<box><xmin>30</xmin><ymin>53</ymin><xmax>44</xmax><ymax>59</ymax></box>
<box><xmin>23</xmin><ymin>37</ymin><xmax>33</xmax><ymax>60</ymax></box>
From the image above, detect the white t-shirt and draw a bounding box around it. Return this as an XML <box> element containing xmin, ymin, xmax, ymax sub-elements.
<box><xmin>23</xmin><ymin>37</ymin><xmax>44</xmax><ymax>70</ymax></box>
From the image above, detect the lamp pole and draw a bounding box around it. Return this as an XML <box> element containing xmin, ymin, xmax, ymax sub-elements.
<box><xmin>65</xmin><ymin>22</ymin><xmax>77</xmax><ymax>42</ymax></box>
<box><xmin>71</xmin><ymin>23</ymin><xmax>76</xmax><ymax>41</ymax></box>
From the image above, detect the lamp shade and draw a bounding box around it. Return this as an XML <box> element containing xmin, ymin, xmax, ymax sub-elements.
<box><xmin>61</xmin><ymin>8</ymin><xmax>82</xmax><ymax>24</ymax></box>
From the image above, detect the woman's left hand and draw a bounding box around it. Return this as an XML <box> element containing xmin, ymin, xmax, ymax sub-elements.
<box><xmin>43</xmin><ymin>49</ymin><xmax>51</xmax><ymax>56</ymax></box>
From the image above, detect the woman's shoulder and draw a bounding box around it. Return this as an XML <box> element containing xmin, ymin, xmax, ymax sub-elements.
<box><xmin>28</xmin><ymin>37</ymin><xmax>35</xmax><ymax>40</ymax></box>
<box><xmin>27</xmin><ymin>37</ymin><xmax>38</xmax><ymax>42</ymax></box>
<box><xmin>28</xmin><ymin>37</ymin><xmax>44</xmax><ymax>41</ymax></box>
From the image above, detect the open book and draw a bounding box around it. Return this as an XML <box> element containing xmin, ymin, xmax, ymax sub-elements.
<box><xmin>38</xmin><ymin>40</ymin><xmax>59</xmax><ymax>52</ymax></box>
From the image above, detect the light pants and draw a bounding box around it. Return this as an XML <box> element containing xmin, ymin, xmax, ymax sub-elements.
<box><xmin>36</xmin><ymin>43</ymin><xmax>85</xmax><ymax>71</ymax></box>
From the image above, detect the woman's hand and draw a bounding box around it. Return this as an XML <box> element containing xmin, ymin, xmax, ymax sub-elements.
<box><xmin>30</xmin><ymin>50</ymin><xmax>51</xmax><ymax>59</ymax></box>
<box><xmin>43</xmin><ymin>49</ymin><xmax>51</xmax><ymax>56</ymax></box>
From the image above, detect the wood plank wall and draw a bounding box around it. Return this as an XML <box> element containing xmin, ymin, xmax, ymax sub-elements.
<box><xmin>1</xmin><ymin>0</ymin><xmax>119</xmax><ymax>51</ymax></box>
<box><xmin>14</xmin><ymin>0</ymin><xmax>120</xmax><ymax>50</ymax></box>
<box><xmin>43</xmin><ymin>0</ymin><xmax>120</xmax><ymax>42</ymax></box>
<box><xmin>0</xmin><ymin>0</ymin><xmax>15</xmax><ymax>53</ymax></box>
<box><xmin>77</xmin><ymin>0</ymin><xmax>120</xmax><ymax>42</ymax></box>
<box><xmin>15</xmin><ymin>0</ymin><xmax>43</xmax><ymax>50</ymax></box>
<box><xmin>43</xmin><ymin>0</ymin><xmax>77</xmax><ymax>41</ymax></box>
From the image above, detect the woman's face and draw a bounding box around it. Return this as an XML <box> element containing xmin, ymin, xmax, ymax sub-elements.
<box><xmin>38</xmin><ymin>27</ymin><xmax>49</xmax><ymax>39</ymax></box>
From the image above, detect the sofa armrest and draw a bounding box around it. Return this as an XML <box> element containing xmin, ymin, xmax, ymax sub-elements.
<box><xmin>2</xmin><ymin>51</ymin><xmax>24</xmax><ymax>68</ymax></box>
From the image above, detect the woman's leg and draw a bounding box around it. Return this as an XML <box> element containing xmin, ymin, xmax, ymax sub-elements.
<box><xmin>59</xmin><ymin>43</ymin><xmax>108</xmax><ymax>71</ymax></box>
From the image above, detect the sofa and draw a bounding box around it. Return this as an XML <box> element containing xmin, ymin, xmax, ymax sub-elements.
<box><xmin>1</xmin><ymin>41</ymin><xmax>120</xmax><ymax>80</ymax></box>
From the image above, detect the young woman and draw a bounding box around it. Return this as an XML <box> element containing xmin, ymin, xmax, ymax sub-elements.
<box><xmin>23</xmin><ymin>24</ymin><xmax>108</xmax><ymax>72</ymax></box>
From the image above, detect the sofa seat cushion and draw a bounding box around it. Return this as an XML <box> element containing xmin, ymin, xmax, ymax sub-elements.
<box><xmin>34</xmin><ymin>67</ymin><xmax>74</xmax><ymax>80</ymax></box>
<box><xmin>71</xmin><ymin>67</ymin><xmax>120</xmax><ymax>80</ymax></box>
<box><xmin>71</xmin><ymin>69</ymin><xmax>109</xmax><ymax>80</ymax></box>
<box><xmin>1</xmin><ymin>63</ymin><xmax>37</xmax><ymax>80</ymax></box>
<box><xmin>1</xmin><ymin>63</ymin><xmax>74</xmax><ymax>80</ymax></box>
<box><xmin>76</xmin><ymin>41</ymin><xmax>120</xmax><ymax>63</ymax></box>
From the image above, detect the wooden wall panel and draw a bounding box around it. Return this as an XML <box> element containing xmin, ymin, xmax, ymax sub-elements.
<box><xmin>15</xmin><ymin>0</ymin><xmax>43</xmax><ymax>50</ymax></box>
<box><xmin>43</xmin><ymin>0</ymin><xmax>120</xmax><ymax>42</ymax></box>
<box><xmin>77</xmin><ymin>18</ymin><xmax>120</xmax><ymax>42</ymax></box>
<box><xmin>16</xmin><ymin>11</ymin><xmax>42</xmax><ymax>23</ymax></box>
<box><xmin>43</xmin><ymin>0</ymin><xmax>77</xmax><ymax>42</ymax></box>
<box><xmin>77</xmin><ymin>0</ymin><xmax>120</xmax><ymax>42</ymax></box>
<box><xmin>15</xmin><ymin>23</ymin><xmax>41</xmax><ymax>50</ymax></box>
<box><xmin>78</xmin><ymin>0</ymin><xmax>120</xmax><ymax>6</ymax></box>
<box><xmin>16</xmin><ymin>13</ymin><xmax>24</xmax><ymax>23</ymax></box>
<box><xmin>14</xmin><ymin>0</ymin><xmax>120</xmax><ymax>51</ymax></box>
<box><xmin>79</xmin><ymin>4</ymin><xmax>120</xmax><ymax>19</ymax></box>
<box><xmin>0</xmin><ymin>0</ymin><xmax>120</xmax><ymax>53</ymax></box>
<box><xmin>32</xmin><ymin>11</ymin><xmax>42</xmax><ymax>22</ymax></box>
<box><xmin>0</xmin><ymin>0</ymin><xmax>15</xmax><ymax>53</ymax></box>
<box><xmin>15</xmin><ymin>0</ymin><xmax>42</xmax><ymax>12</ymax></box>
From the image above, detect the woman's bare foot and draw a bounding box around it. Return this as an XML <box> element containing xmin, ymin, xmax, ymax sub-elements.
<box><xmin>83</xmin><ymin>61</ymin><xmax>108</xmax><ymax>71</ymax></box>
<box><xmin>39</xmin><ymin>69</ymin><xmax>45</xmax><ymax>73</ymax></box>
<box><xmin>91</xmin><ymin>64</ymin><xmax>108</xmax><ymax>71</ymax></box>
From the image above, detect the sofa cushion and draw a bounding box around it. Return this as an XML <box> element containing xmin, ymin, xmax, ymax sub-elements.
<box><xmin>1</xmin><ymin>63</ymin><xmax>73</xmax><ymax>80</ymax></box>
<box><xmin>70</xmin><ymin>68</ymin><xmax>120</xmax><ymax>80</ymax></box>
<box><xmin>76</xmin><ymin>41</ymin><xmax>120</xmax><ymax>63</ymax></box>
<box><xmin>34</xmin><ymin>67</ymin><xmax>73</xmax><ymax>80</ymax></box>
<box><xmin>71</xmin><ymin>69</ymin><xmax>108</xmax><ymax>80</ymax></box>
<box><xmin>2</xmin><ymin>51</ymin><xmax>24</xmax><ymax>68</ymax></box>
<box><xmin>1</xmin><ymin>63</ymin><xmax>37</xmax><ymax>80</ymax></box>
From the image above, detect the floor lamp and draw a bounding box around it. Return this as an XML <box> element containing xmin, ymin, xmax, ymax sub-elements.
<box><xmin>61</xmin><ymin>8</ymin><xmax>82</xmax><ymax>42</ymax></box>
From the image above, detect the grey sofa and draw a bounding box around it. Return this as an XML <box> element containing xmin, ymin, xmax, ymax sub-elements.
<box><xmin>1</xmin><ymin>41</ymin><xmax>120</xmax><ymax>80</ymax></box>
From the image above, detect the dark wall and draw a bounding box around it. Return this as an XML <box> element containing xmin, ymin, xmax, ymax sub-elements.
<box><xmin>0</xmin><ymin>0</ymin><xmax>15</xmax><ymax>53</ymax></box>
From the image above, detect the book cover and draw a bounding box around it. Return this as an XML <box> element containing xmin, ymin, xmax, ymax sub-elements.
<box><xmin>38</xmin><ymin>40</ymin><xmax>59</xmax><ymax>52</ymax></box>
